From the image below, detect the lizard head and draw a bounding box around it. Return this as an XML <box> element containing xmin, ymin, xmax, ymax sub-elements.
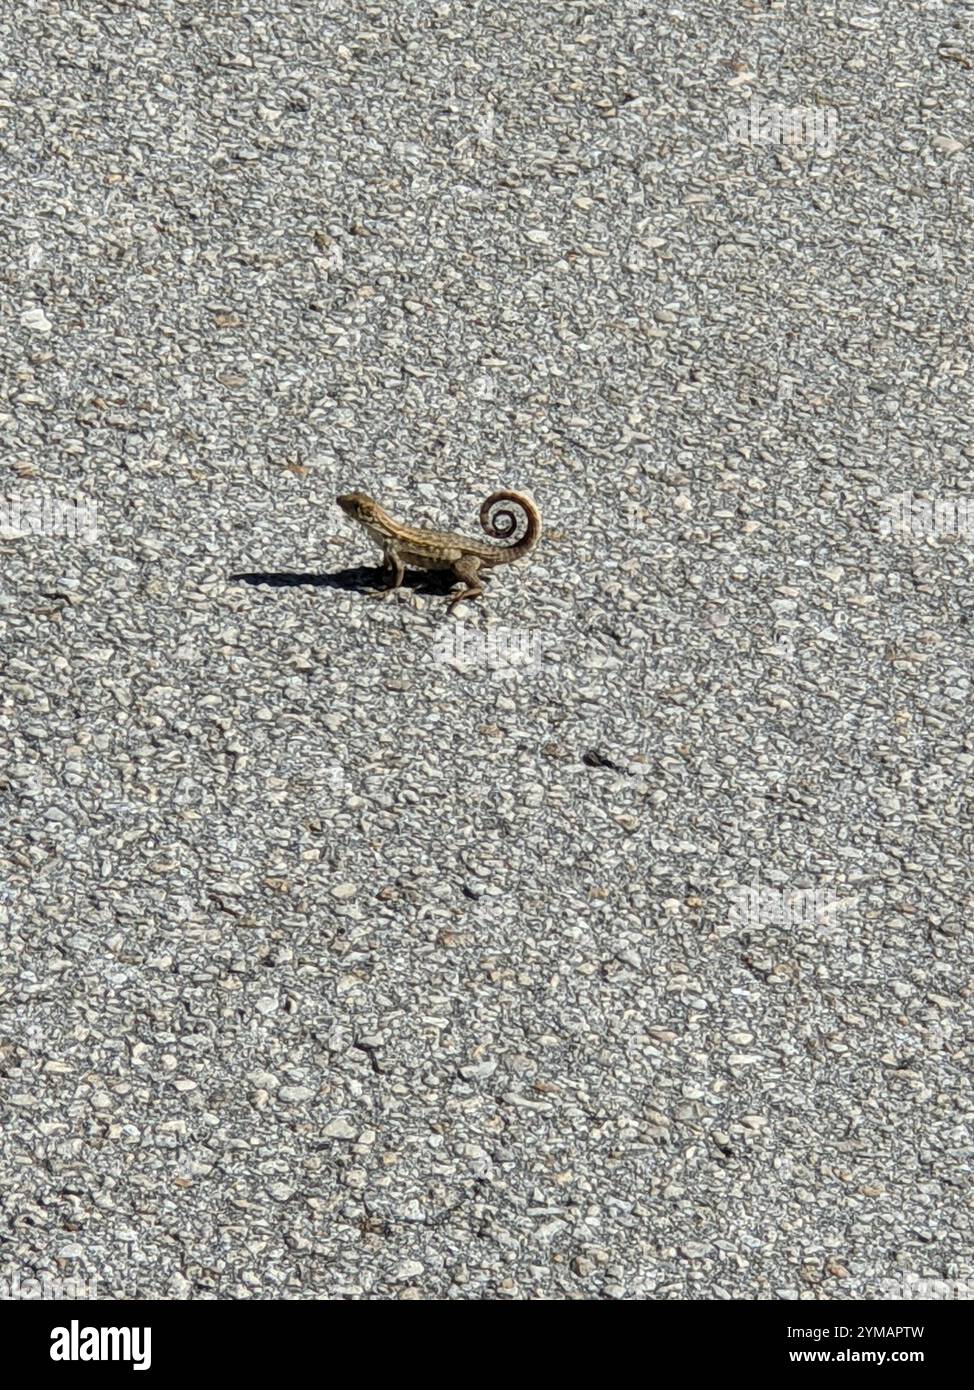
<box><xmin>336</xmin><ymin>492</ymin><xmax>382</xmax><ymax>525</ymax></box>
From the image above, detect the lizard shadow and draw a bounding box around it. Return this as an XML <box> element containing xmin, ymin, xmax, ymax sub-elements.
<box><xmin>228</xmin><ymin>565</ymin><xmax>458</xmax><ymax>598</ymax></box>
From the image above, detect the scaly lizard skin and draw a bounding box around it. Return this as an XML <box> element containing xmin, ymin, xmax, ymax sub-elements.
<box><xmin>336</xmin><ymin>489</ymin><xmax>541</xmax><ymax>611</ymax></box>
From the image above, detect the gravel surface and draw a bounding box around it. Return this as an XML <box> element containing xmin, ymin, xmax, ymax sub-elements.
<box><xmin>1</xmin><ymin>1</ymin><xmax>972</xmax><ymax>1302</ymax></box>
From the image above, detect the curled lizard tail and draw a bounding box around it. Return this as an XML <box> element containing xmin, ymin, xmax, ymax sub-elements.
<box><xmin>478</xmin><ymin>491</ymin><xmax>541</xmax><ymax>562</ymax></box>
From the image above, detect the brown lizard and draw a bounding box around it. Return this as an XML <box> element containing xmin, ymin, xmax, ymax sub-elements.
<box><xmin>336</xmin><ymin>489</ymin><xmax>540</xmax><ymax>611</ymax></box>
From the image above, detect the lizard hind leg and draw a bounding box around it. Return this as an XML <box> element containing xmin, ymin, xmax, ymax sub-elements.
<box><xmin>447</xmin><ymin>555</ymin><xmax>485</xmax><ymax>611</ymax></box>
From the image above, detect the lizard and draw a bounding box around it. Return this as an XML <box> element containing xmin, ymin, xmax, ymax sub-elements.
<box><xmin>336</xmin><ymin>489</ymin><xmax>540</xmax><ymax>611</ymax></box>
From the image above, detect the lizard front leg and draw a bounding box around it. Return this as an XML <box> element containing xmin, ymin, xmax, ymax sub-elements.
<box><xmin>380</xmin><ymin>545</ymin><xmax>405</xmax><ymax>591</ymax></box>
<box><xmin>447</xmin><ymin>555</ymin><xmax>485</xmax><ymax>611</ymax></box>
<box><xmin>367</xmin><ymin>545</ymin><xmax>405</xmax><ymax>600</ymax></box>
